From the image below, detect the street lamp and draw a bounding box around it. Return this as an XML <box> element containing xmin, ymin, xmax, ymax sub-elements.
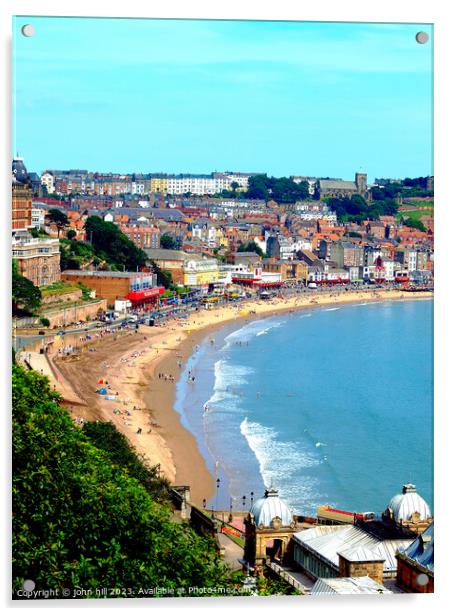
<box><xmin>215</xmin><ymin>478</ymin><xmax>221</xmax><ymax>514</ymax></box>
<box><xmin>229</xmin><ymin>497</ymin><xmax>233</xmax><ymax>523</ymax></box>
<box><xmin>202</xmin><ymin>498</ymin><xmax>206</xmax><ymax>510</ymax></box>
<box><xmin>242</xmin><ymin>495</ymin><xmax>246</xmax><ymax>511</ymax></box>
<box><xmin>250</xmin><ymin>491</ymin><xmax>254</xmax><ymax>506</ymax></box>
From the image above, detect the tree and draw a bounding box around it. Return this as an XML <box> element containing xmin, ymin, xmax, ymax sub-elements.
<box><xmin>84</xmin><ymin>216</ymin><xmax>147</xmax><ymax>270</ymax></box>
<box><xmin>231</xmin><ymin>181</ymin><xmax>239</xmax><ymax>193</ymax></box>
<box><xmin>238</xmin><ymin>241</ymin><xmax>265</xmax><ymax>258</ymax></box>
<box><xmin>47</xmin><ymin>208</ymin><xmax>68</xmax><ymax>237</ymax></box>
<box><xmin>160</xmin><ymin>233</ymin><xmax>176</xmax><ymax>250</ymax></box>
<box><xmin>66</xmin><ymin>229</ymin><xmax>77</xmax><ymax>240</ymax></box>
<box><xmin>148</xmin><ymin>260</ymin><xmax>173</xmax><ymax>288</ymax></box>
<box><xmin>12</xmin><ymin>260</ymin><xmax>41</xmax><ymax>315</ymax></box>
<box><xmin>245</xmin><ymin>175</ymin><xmax>309</xmax><ymax>203</ymax></box>
<box><xmin>12</xmin><ymin>365</ymin><xmax>232</xmax><ymax>597</ymax></box>
<box><xmin>246</xmin><ymin>175</ymin><xmax>270</xmax><ymax>200</ymax></box>
<box><xmin>403</xmin><ymin>217</ymin><xmax>427</xmax><ymax>232</ymax></box>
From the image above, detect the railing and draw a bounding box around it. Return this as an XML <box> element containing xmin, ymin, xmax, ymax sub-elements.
<box><xmin>267</xmin><ymin>562</ymin><xmax>310</xmax><ymax>594</ymax></box>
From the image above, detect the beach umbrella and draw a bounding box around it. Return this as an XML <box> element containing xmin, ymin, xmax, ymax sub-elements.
<box><xmin>97</xmin><ymin>387</ymin><xmax>107</xmax><ymax>395</ymax></box>
<box><xmin>98</xmin><ymin>378</ymin><xmax>105</xmax><ymax>384</ymax></box>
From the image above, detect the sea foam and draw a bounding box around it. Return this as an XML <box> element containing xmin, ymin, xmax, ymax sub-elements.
<box><xmin>239</xmin><ymin>417</ymin><xmax>321</xmax><ymax>509</ymax></box>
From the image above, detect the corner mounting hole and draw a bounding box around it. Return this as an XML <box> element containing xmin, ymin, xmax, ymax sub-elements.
<box><xmin>415</xmin><ymin>32</ymin><xmax>429</xmax><ymax>44</ymax></box>
<box><xmin>21</xmin><ymin>24</ymin><xmax>35</xmax><ymax>37</ymax></box>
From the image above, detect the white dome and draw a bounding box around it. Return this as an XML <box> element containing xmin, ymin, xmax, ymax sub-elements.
<box><xmin>387</xmin><ymin>483</ymin><xmax>431</xmax><ymax>522</ymax></box>
<box><xmin>250</xmin><ymin>488</ymin><xmax>294</xmax><ymax>527</ymax></box>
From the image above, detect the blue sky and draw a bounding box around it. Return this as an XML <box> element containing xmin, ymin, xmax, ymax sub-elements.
<box><xmin>13</xmin><ymin>17</ymin><xmax>433</xmax><ymax>181</ymax></box>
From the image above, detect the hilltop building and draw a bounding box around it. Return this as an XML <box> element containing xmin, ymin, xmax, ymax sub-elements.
<box><xmin>317</xmin><ymin>172</ymin><xmax>370</xmax><ymax>200</ymax></box>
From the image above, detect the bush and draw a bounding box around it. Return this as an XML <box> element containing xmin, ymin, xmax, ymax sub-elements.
<box><xmin>40</xmin><ymin>317</ymin><xmax>50</xmax><ymax>327</ymax></box>
<box><xmin>12</xmin><ymin>365</ymin><xmax>231</xmax><ymax>598</ymax></box>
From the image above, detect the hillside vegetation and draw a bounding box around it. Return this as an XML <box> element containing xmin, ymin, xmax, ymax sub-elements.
<box><xmin>12</xmin><ymin>365</ymin><xmax>233</xmax><ymax>598</ymax></box>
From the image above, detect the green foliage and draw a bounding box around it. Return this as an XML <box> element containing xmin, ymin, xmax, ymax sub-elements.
<box><xmin>81</xmin><ymin>422</ymin><xmax>170</xmax><ymax>503</ymax></box>
<box><xmin>403</xmin><ymin>216</ymin><xmax>427</xmax><ymax>232</ymax></box>
<box><xmin>160</xmin><ymin>233</ymin><xmax>176</xmax><ymax>250</ymax></box>
<box><xmin>326</xmin><ymin>195</ymin><xmax>398</xmax><ymax>223</ymax></box>
<box><xmin>246</xmin><ymin>175</ymin><xmax>309</xmax><ymax>203</ymax></box>
<box><xmin>12</xmin><ymin>365</ymin><xmax>231</xmax><ymax>597</ymax></box>
<box><xmin>85</xmin><ymin>216</ymin><xmax>147</xmax><ymax>270</ymax></box>
<box><xmin>76</xmin><ymin>282</ymin><xmax>93</xmax><ymax>301</ymax></box>
<box><xmin>66</xmin><ymin>229</ymin><xmax>77</xmax><ymax>240</ymax></box>
<box><xmin>257</xmin><ymin>573</ymin><xmax>300</xmax><ymax>596</ymax></box>
<box><xmin>148</xmin><ymin>260</ymin><xmax>173</xmax><ymax>289</ymax></box>
<box><xmin>372</xmin><ymin>177</ymin><xmax>433</xmax><ymax>200</ymax></box>
<box><xmin>47</xmin><ymin>208</ymin><xmax>69</xmax><ymax>236</ymax></box>
<box><xmin>237</xmin><ymin>241</ymin><xmax>265</xmax><ymax>258</ymax></box>
<box><xmin>12</xmin><ymin>261</ymin><xmax>41</xmax><ymax>315</ymax></box>
<box><xmin>40</xmin><ymin>317</ymin><xmax>50</xmax><ymax>327</ymax></box>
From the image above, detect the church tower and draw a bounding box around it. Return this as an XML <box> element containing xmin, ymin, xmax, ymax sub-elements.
<box><xmin>355</xmin><ymin>172</ymin><xmax>367</xmax><ymax>196</ymax></box>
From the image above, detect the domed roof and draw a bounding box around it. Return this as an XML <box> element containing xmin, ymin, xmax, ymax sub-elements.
<box><xmin>386</xmin><ymin>483</ymin><xmax>431</xmax><ymax>522</ymax></box>
<box><xmin>12</xmin><ymin>157</ymin><xmax>29</xmax><ymax>184</ymax></box>
<box><xmin>249</xmin><ymin>488</ymin><xmax>294</xmax><ymax>527</ymax></box>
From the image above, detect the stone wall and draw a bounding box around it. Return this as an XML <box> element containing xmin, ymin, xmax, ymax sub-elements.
<box><xmin>40</xmin><ymin>299</ymin><xmax>107</xmax><ymax>327</ymax></box>
<box><xmin>41</xmin><ymin>289</ymin><xmax>83</xmax><ymax>305</ymax></box>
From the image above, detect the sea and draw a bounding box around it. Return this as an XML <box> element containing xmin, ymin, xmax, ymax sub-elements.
<box><xmin>174</xmin><ymin>298</ymin><xmax>433</xmax><ymax>517</ymax></box>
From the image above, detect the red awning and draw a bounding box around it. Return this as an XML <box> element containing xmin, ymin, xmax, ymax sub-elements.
<box><xmin>126</xmin><ymin>287</ymin><xmax>165</xmax><ymax>301</ymax></box>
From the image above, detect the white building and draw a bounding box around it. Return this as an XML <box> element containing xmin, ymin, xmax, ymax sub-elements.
<box><xmin>31</xmin><ymin>207</ymin><xmax>45</xmax><ymax>229</ymax></box>
<box><xmin>40</xmin><ymin>172</ymin><xmax>55</xmax><ymax>194</ymax></box>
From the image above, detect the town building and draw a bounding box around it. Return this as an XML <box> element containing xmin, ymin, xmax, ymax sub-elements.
<box><xmin>40</xmin><ymin>171</ymin><xmax>55</xmax><ymax>194</ymax></box>
<box><xmin>12</xmin><ymin>231</ymin><xmax>61</xmax><ymax>287</ymax></box>
<box><xmin>293</xmin><ymin>483</ymin><xmax>432</xmax><ymax>584</ymax></box>
<box><xmin>12</xmin><ymin>157</ymin><xmax>33</xmax><ymax>232</ymax></box>
<box><xmin>61</xmin><ymin>270</ymin><xmax>161</xmax><ymax>306</ymax></box>
<box><xmin>120</xmin><ymin>224</ymin><xmax>160</xmax><ymax>249</ymax></box>
<box><xmin>183</xmin><ymin>255</ymin><xmax>219</xmax><ymax>288</ymax></box>
<box><xmin>395</xmin><ymin>523</ymin><xmax>434</xmax><ymax>593</ymax></box>
<box><xmin>328</xmin><ymin>241</ymin><xmax>364</xmax><ymax>268</ymax></box>
<box><xmin>262</xmin><ymin>259</ymin><xmax>308</xmax><ymax>282</ymax></box>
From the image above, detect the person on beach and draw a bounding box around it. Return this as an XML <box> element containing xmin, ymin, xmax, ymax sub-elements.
<box><xmin>136</xmin><ymin>427</ymin><xmax>142</xmax><ymax>434</ymax></box>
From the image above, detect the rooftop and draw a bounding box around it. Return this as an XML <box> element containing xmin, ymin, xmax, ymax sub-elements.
<box><xmin>294</xmin><ymin>524</ymin><xmax>413</xmax><ymax>573</ymax></box>
<box><xmin>62</xmin><ymin>270</ymin><xmax>152</xmax><ymax>278</ymax></box>
<box><xmin>311</xmin><ymin>576</ymin><xmax>393</xmax><ymax>595</ymax></box>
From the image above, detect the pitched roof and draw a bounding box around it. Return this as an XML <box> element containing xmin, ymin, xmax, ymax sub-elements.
<box><xmin>294</xmin><ymin>524</ymin><xmax>412</xmax><ymax>573</ymax></box>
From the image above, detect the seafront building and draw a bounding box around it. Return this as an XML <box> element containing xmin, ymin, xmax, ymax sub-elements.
<box><xmin>61</xmin><ymin>270</ymin><xmax>163</xmax><ymax>307</ymax></box>
<box><xmin>242</xmin><ymin>483</ymin><xmax>433</xmax><ymax>594</ymax></box>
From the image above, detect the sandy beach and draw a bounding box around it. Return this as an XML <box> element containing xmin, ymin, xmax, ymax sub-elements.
<box><xmin>53</xmin><ymin>288</ymin><xmax>432</xmax><ymax>506</ymax></box>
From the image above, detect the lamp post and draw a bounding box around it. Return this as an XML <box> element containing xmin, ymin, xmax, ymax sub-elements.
<box><xmin>229</xmin><ymin>497</ymin><xmax>233</xmax><ymax>523</ymax></box>
<box><xmin>215</xmin><ymin>478</ymin><xmax>221</xmax><ymax>516</ymax></box>
<box><xmin>202</xmin><ymin>498</ymin><xmax>206</xmax><ymax>510</ymax></box>
<box><xmin>242</xmin><ymin>495</ymin><xmax>246</xmax><ymax>512</ymax></box>
<box><xmin>250</xmin><ymin>491</ymin><xmax>254</xmax><ymax>506</ymax></box>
